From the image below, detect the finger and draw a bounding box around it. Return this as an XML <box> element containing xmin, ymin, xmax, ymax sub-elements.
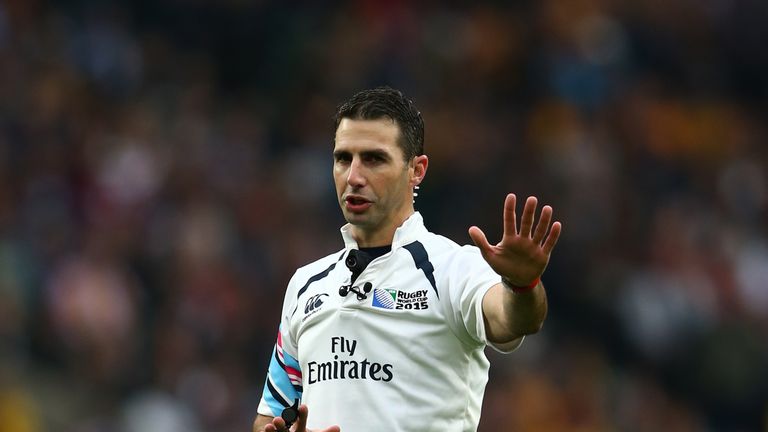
<box><xmin>519</xmin><ymin>196</ymin><xmax>538</xmax><ymax>238</ymax></box>
<box><xmin>295</xmin><ymin>405</ymin><xmax>309</xmax><ymax>432</ymax></box>
<box><xmin>502</xmin><ymin>193</ymin><xmax>517</xmax><ymax>237</ymax></box>
<box><xmin>532</xmin><ymin>205</ymin><xmax>552</xmax><ymax>245</ymax></box>
<box><xmin>468</xmin><ymin>226</ymin><xmax>493</xmax><ymax>256</ymax></box>
<box><xmin>542</xmin><ymin>221</ymin><xmax>562</xmax><ymax>255</ymax></box>
<box><xmin>271</xmin><ymin>417</ymin><xmax>287</xmax><ymax>432</ymax></box>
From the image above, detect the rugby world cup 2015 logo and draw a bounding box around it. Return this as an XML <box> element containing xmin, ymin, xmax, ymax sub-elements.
<box><xmin>372</xmin><ymin>288</ymin><xmax>429</xmax><ymax>310</ymax></box>
<box><xmin>372</xmin><ymin>289</ymin><xmax>397</xmax><ymax>309</ymax></box>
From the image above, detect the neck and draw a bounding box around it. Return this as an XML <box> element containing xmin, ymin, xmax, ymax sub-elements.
<box><xmin>351</xmin><ymin>208</ymin><xmax>414</xmax><ymax>248</ymax></box>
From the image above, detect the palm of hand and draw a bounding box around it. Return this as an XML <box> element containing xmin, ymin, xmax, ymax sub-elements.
<box><xmin>469</xmin><ymin>194</ymin><xmax>561</xmax><ymax>286</ymax></box>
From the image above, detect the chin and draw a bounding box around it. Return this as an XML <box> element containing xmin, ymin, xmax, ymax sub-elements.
<box><xmin>344</xmin><ymin>211</ymin><xmax>380</xmax><ymax>229</ymax></box>
<box><xmin>343</xmin><ymin>213</ymin><xmax>368</xmax><ymax>225</ymax></box>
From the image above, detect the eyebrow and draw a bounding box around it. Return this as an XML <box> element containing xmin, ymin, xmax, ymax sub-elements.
<box><xmin>361</xmin><ymin>149</ymin><xmax>391</xmax><ymax>160</ymax></box>
<box><xmin>333</xmin><ymin>150</ymin><xmax>350</xmax><ymax>159</ymax></box>
<box><xmin>333</xmin><ymin>149</ymin><xmax>392</xmax><ymax>160</ymax></box>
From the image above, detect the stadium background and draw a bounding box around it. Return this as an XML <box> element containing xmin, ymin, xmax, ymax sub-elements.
<box><xmin>0</xmin><ymin>1</ymin><xmax>767</xmax><ymax>431</ymax></box>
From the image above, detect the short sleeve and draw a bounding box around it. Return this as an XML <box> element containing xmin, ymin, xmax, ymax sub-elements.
<box><xmin>441</xmin><ymin>246</ymin><xmax>523</xmax><ymax>352</ymax></box>
<box><xmin>257</xmin><ymin>275</ymin><xmax>303</xmax><ymax>417</ymax></box>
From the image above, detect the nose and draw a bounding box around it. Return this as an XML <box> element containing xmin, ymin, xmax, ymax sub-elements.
<box><xmin>346</xmin><ymin>158</ymin><xmax>366</xmax><ymax>187</ymax></box>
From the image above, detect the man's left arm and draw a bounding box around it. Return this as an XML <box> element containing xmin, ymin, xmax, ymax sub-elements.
<box><xmin>469</xmin><ymin>194</ymin><xmax>562</xmax><ymax>345</ymax></box>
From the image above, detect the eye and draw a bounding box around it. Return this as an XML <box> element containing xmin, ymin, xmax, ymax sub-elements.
<box><xmin>362</xmin><ymin>153</ymin><xmax>387</xmax><ymax>164</ymax></box>
<box><xmin>334</xmin><ymin>152</ymin><xmax>352</xmax><ymax>164</ymax></box>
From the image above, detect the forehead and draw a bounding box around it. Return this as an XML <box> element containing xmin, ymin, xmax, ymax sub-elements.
<box><xmin>334</xmin><ymin>118</ymin><xmax>402</xmax><ymax>154</ymax></box>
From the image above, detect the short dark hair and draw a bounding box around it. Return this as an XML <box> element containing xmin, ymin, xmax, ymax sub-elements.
<box><xmin>334</xmin><ymin>87</ymin><xmax>424</xmax><ymax>161</ymax></box>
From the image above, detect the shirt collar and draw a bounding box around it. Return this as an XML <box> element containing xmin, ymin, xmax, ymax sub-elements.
<box><xmin>340</xmin><ymin>212</ymin><xmax>427</xmax><ymax>250</ymax></box>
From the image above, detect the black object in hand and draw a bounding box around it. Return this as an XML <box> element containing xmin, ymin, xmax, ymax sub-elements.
<box><xmin>281</xmin><ymin>399</ymin><xmax>300</xmax><ymax>430</ymax></box>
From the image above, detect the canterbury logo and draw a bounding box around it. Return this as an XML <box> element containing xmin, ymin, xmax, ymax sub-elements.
<box><xmin>305</xmin><ymin>294</ymin><xmax>328</xmax><ymax>314</ymax></box>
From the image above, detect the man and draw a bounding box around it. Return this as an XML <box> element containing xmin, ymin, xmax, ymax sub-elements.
<box><xmin>253</xmin><ymin>87</ymin><xmax>562</xmax><ymax>432</ymax></box>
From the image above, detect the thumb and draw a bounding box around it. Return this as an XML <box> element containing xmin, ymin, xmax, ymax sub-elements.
<box><xmin>468</xmin><ymin>226</ymin><xmax>492</xmax><ymax>255</ymax></box>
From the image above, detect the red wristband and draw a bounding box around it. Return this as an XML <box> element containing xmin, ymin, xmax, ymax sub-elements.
<box><xmin>502</xmin><ymin>276</ymin><xmax>540</xmax><ymax>293</ymax></box>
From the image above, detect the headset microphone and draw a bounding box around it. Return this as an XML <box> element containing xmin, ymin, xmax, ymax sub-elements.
<box><xmin>345</xmin><ymin>249</ymin><xmax>372</xmax><ymax>285</ymax></box>
<box><xmin>340</xmin><ymin>250</ymin><xmax>375</xmax><ymax>299</ymax></box>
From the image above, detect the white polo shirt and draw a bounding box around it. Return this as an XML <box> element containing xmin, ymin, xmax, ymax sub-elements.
<box><xmin>258</xmin><ymin>212</ymin><xmax>521</xmax><ymax>431</ymax></box>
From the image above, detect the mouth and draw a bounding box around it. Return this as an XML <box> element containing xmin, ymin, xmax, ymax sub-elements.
<box><xmin>344</xmin><ymin>195</ymin><xmax>372</xmax><ymax>213</ymax></box>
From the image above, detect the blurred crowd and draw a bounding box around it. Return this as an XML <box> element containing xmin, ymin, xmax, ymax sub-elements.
<box><xmin>0</xmin><ymin>1</ymin><xmax>767</xmax><ymax>431</ymax></box>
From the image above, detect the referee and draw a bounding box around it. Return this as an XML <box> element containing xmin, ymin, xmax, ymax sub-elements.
<box><xmin>253</xmin><ymin>87</ymin><xmax>562</xmax><ymax>432</ymax></box>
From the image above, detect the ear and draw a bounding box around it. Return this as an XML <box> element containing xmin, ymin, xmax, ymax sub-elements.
<box><xmin>410</xmin><ymin>155</ymin><xmax>428</xmax><ymax>187</ymax></box>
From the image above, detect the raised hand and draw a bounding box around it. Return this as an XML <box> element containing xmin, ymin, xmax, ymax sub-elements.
<box><xmin>468</xmin><ymin>194</ymin><xmax>561</xmax><ymax>286</ymax></box>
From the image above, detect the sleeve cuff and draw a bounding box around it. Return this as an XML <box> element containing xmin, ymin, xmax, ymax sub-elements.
<box><xmin>488</xmin><ymin>335</ymin><xmax>524</xmax><ymax>354</ymax></box>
